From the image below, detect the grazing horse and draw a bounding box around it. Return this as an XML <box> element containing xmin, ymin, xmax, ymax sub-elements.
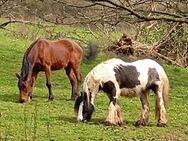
<box><xmin>16</xmin><ymin>38</ymin><xmax>83</xmax><ymax>103</ymax></box>
<box><xmin>75</xmin><ymin>58</ymin><xmax>169</xmax><ymax>127</ymax></box>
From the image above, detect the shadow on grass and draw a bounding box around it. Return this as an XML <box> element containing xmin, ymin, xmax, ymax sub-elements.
<box><xmin>57</xmin><ymin>115</ymin><xmax>137</xmax><ymax>128</ymax></box>
<box><xmin>0</xmin><ymin>92</ymin><xmax>49</xmax><ymax>103</ymax></box>
<box><xmin>88</xmin><ymin>118</ymin><xmax>155</xmax><ymax>129</ymax></box>
<box><xmin>50</xmin><ymin>114</ymin><xmax>156</xmax><ymax>130</ymax></box>
<box><xmin>54</xmin><ymin>115</ymin><xmax>105</xmax><ymax>125</ymax></box>
<box><xmin>57</xmin><ymin>115</ymin><xmax>78</xmax><ymax>124</ymax></box>
<box><xmin>0</xmin><ymin>93</ymin><xmax>19</xmax><ymax>103</ymax></box>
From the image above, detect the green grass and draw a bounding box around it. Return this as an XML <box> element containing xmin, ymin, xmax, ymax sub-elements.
<box><xmin>0</xmin><ymin>27</ymin><xmax>188</xmax><ymax>141</ymax></box>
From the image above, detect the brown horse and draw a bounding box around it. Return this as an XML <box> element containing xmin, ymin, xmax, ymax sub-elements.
<box><xmin>16</xmin><ymin>38</ymin><xmax>83</xmax><ymax>103</ymax></box>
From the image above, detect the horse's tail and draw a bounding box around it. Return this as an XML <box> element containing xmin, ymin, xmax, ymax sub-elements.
<box><xmin>155</xmin><ymin>75</ymin><xmax>169</xmax><ymax>118</ymax></box>
<box><xmin>162</xmin><ymin>77</ymin><xmax>169</xmax><ymax>109</ymax></box>
<box><xmin>84</xmin><ymin>42</ymin><xmax>98</xmax><ymax>61</ymax></box>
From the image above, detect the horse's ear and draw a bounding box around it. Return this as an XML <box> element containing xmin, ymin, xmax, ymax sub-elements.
<box><xmin>16</xmin><ymin>73</ymin><xmax>20</xmax><ymax>79</ymax></box>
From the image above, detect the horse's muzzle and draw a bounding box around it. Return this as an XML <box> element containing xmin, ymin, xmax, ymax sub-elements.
<box><xmin>19</xmin><ymin>96</ymin><xmax>30</xmax><ymax>103</ymax></box>
<box><xmin>19</xmin><ymin>98</ymin><xmax>27</xmax><ymax>103</ymax></box>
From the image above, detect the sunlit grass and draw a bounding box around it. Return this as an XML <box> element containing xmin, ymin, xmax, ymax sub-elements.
<box><xmin>0</xmin><ymin>26</ymin><xmax>188</xmax><ymax>140</ymax></box>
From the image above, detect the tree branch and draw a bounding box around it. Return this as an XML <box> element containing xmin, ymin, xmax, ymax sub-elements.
<box><xmin>88</xmin><ymin>0</ymin><xmax>188</xmax><ymax>24</ymax></box>
<box><xmin>0</xmin><ymin>20</ymin><xmax>44</xmax><ymax>29</ymax></box>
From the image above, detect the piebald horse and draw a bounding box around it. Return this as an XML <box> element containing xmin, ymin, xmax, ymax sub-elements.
<box><xmin>16</xmin><ymin>38</ymin><xmax>83</xmax><ymax>103</ymax></box>
<box><xmin>75</xmin><ymin>58</ymin><xmax>169</xmax><ymax>127</ymax></box>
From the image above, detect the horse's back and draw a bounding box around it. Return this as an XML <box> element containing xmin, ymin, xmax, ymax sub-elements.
<box><xmin>50</xmin><ymin>38</ymin><xmax>83</xmax><ymax>62</ymax></box>
<box><xmin>132</xmin><ymin>59</ymin><xmax>163</xmax><ymax>69</ymax></box>
<box><xmin>88</xmin><ymin>58</ymin><xmax>124</xmax><ymax>79</ymax></box>
<box><xmin>87</xmin><ymin>58</ymin><xmax>168</xmax><ymax>88</ymax></box>
<box><xmin>28</xmin><ymin>38</ymin><xmax>83</xmax><ymax>70</ymax></box>
<box><xmin>90</xmin><ymin>58</ymin><xmax>166</xmax><ymax>77</ymax></box>
<box><xmin>37</xmin><ymin>38</ymin><xmax>82</xmax><ymax>53</ymax></box>
<box><xmin>132</xmin><ymin>59</ymin><xmax>167</xmax><ymax>78</ymax></box>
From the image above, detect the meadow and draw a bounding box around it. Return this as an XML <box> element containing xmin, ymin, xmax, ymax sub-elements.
<box><xmin>0</xmin><ymin>24</ymin><xmax>188</xmax><ymax>141</ymax></box>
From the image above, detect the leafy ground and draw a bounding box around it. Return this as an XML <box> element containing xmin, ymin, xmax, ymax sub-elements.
<box><xmin>0</xmin><ymin>27</ymin><xmax>188</xmax><ymax>141</ymax></box>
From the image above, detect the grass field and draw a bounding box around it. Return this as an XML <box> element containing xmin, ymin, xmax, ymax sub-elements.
<box><xmin>0</xmin><ymin>27</ymin><xmax>188</xmax><ymax>141</ymax></box>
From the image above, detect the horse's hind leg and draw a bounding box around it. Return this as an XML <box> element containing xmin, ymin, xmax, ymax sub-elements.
<box><xmin>135</xmin><ymin>90</ymin><xmax>150</xmax><ymax>127</ymax></box>
<box><xmin>45</xmin><ymin>67</ymin><xmax>54</xmax><ymax>101</ymax></box>
<box><xmin>155</xmin><ymin>85</ymin><xmax>167</xmax><ymax>127</ymax></box>
<box><xmin>72</xmin><ymin>64</ymin><xmax>82</xmax><ymax>98</ymax></box>
<box><xmin>65</xmin><ymin>66</ymin><xmax>77</xmax><ymax>100</ymax></box>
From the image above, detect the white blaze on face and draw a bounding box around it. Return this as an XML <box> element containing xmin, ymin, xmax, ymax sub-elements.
<box><xmin>77</xmin><ymin>101</ymin><xmax>84</xmax><ymax>121</ymax></box>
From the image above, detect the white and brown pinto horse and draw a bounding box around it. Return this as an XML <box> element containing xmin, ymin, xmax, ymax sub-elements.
<box><xmin>75</xmin><ymin>58</ymin><xmax>169</xmax><ymax>127</ymax></box>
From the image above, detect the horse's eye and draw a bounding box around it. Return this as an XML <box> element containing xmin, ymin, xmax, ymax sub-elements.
<box><xmin>21</xmin><ymin>82</ymin><xmax>26</xmax><ymax>89</ymax></box>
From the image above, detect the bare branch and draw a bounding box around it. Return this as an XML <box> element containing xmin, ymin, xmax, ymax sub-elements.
<box><xmin>87</xmin><ymin>0</ymin><xmax>188</xmax><ymax>24</ymax></box>
<box><xmin>0</xmin><ymin>20</ymin><xmax>44</xmax><ymax>29</ymax></box>
<box><xmin>53</xmin><ymin>0</ymin><xmax>98</xmax><ymax>8</ymax></box>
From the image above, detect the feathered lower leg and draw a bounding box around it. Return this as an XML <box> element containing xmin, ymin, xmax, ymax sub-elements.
<box><xmin>105</xmin><ymin>101</ymin><xmax>123</xmax><ymax>126</ymax></box>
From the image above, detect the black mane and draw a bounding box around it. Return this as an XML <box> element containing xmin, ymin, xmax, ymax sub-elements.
<box><xmin>20</xmin><ymin>54</ymin><xmax>30</xmax><ymax>80</ymax></box>
<box><xmin>74</xmin><ymin>95</ymin><xmax>83</xmax><ymax>113</ymax></box>
<box><xmin>20</xmin><ymin>39</ymin><xmax>39</xmax><ymax>81</ymax></box>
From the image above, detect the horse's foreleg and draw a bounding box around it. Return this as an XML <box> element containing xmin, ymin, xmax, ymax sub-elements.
<box><xmin>65</xmin><ymin>67</ymin><xmax>77</xmax><ymax>100</ymax></box>
<box><xmin>45</xmin><ymin>67</ymin><xmax>54</xmax><ymax>101</ymax></box>
<box><xmin>155</xmin><ymin>86</ymin><xmax>167</xmax><ymax>127</ymax></box>
<box><xmin>29</xmin><ymin>70</ymin><xmax>38</xmax><ymax>101</ymax></box>
<box><xmin>135</xmin><ymin>91</ymin><xmax>150</xmax><ymax>127</ymax></box>
<box><xmin>105</xmin><ymin>93</ymin><xmax>123</xmax><ymax>126</ymax></box>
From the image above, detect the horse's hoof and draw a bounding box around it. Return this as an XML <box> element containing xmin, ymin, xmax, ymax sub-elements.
<box><xmin>103</xmin><ymin>121</ymin><xmax>114</xmax><ymax>126</ymax></box>
<box><xmin>135</xmin><ymin>118</ymin><xmax>148</xmax><ymax>127</ymax></box>
<box><xmin>48</xmin><ymin>96</ymin><xmax>54</xmax><ymax>101</ymax></box>
<box><xmin>103</xmin><ymin>120</ymin><xmax>122</xmax><ymax>126</ymax></box>
<box><xmin>157</xmin><ymin>122</ymin><xmax>167</xmax><ymax>127</ymax></box>
<box><xmin>118</xmin><ymin>122</ymin><xmax>123</xmax><ymax>127</ymax></box>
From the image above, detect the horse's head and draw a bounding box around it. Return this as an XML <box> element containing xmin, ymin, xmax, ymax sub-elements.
<box><xmin>16</xmin><ymin>73</ymin><xmax>32</xmax><ymax>103</ymax></box>
<box><xmin>74</xmin><ymin>91</ymin><xmax>94</xmax><ymax>122</ymax></box>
